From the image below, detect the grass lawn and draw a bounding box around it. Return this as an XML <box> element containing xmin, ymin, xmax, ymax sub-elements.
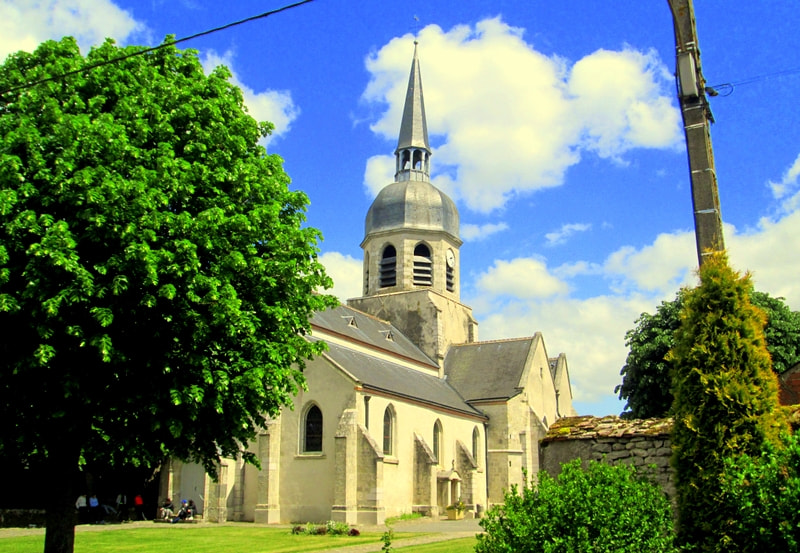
<box><xmin>0</xmin><ymin>525</ymin><xmax>477</xmax><ymax>553</ymax></box>
<box><xmin>399</xmin><ymin>537</ymin><xmax>477</xmax><ymax>552</ymax></box>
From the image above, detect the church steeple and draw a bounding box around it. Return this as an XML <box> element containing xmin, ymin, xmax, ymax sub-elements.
<box><xmin>395</xmin><ymin>42</ymin><xmax>431</xmax><ymax>182</ymax></box>
<box><xmin>349</xmin><ymin>43</ymin><xmax>477</xmax><ymax>365</ymax></box>
<box><xmin>360</xmin><ymin>42</ymin><xmax>460</xmax><ymax>299</ymax></box>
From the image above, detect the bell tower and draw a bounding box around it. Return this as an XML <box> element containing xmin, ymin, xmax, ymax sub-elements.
<box><xmin>348</xmin><ymin>43</ymin><xmax>477</xmax><ymax>368</ymax></box>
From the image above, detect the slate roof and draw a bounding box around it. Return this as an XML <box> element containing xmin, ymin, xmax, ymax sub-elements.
<box><xmin>315</xmin><ymin>340</ymin><xmax>484</xmax><ymax>418</ymax></box>
<box><xmin>443</xmin><ymin>337</ymin><xmax>538</xmax><ymax>402</ymax></box>
<box><xmin>311</xmin><ymin>304</ymin><xmax>437</xmax><ymax>368</ymax></box>
<box><xmin>309</xmin><ymin>304</ymin><xmax>483</xmax><ymax>418</ymax></box>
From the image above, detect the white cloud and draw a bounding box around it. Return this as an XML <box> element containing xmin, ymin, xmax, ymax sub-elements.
<box><xmin>545</xmin><ymin>223</ymin><xmax>591</xmax><ymax>247</ymax></box>
<box><xmin>461</xmin><ymin>222</ymin><xmax>509</xmax><ymax>241</ymax></box>
<box><xmin>363</xmin><ymin>155</ymin><xmax>395</xmax><ymax>197</ymax></box>
<box><xmin>319</xmin><ymin>252</ymin><xmax>363</xmax><ymax>302</ymax></box>
<box><xmin>768</xmin><ymin>153</ymin><xmax>800</xmax><ymax>218</ymax></box>
<box><xmin>466</xmin><ymin>192</ymin><xmax>800</xmax><ymax>416</ymax></box>
<box><xmin>768</xmin><ymin>152</ymin><xmax>800</xmax><ymax>199</ymax></box>
<box><xmin>0</xmin><ymin>0</ymin><xmax>146</xmax><ymax>60</ymax></box>
<box><xmin>362</xmin><ymin>18</ymin><xmax>681</xmax><ymax>213</ymax></box>
<box><xmin>475</xmin><ymin>257</ymin><xmax>569</xmax><ymax>300</ymax></box>
<box><xmin>569</xmin><ymin>48</ymin><xmax>680</xmax><ymax>158</ymax></box>
<box><xmin>202</xmin><ymin>51</ymin><xmax>299</xmax><ymax>147</ymax></box>
<box><xmin>603</xmin><ymin>230</ymin><xmax>696</xmax><ymax>295</ymax></box>
<box><xmin>553</xmin><ymin>260</ymin><xmax>602</xmax><ymax>279</ymax></box>
<box><xmin>727</xmin><ymin>213</ymin><xmax>800</xmax><ymax>308</ymax></box>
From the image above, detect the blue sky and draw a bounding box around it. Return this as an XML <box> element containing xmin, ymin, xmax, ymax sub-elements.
<box><xmin>4</xmin><ymin>0</ymin><xmax>799</xmax><ymax>416</ymax></box>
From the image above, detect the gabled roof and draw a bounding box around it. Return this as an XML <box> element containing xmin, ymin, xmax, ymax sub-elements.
<box><xmin>311</xmin><ymin>304</ymin><xmax>437</xmax><ymax>369</ymax></box>
<box><xmin>310</xmin><ymin>339</ymin><xmax>484</xmax><ymax>419</ymax></box>
<box><xmin>443</xmin><ymin>336</ymin><xmax>541</xmax><ymax>402</ymax></box>
<box><xmin>308</xmin><ymin>304</ymin><xmax>484</xmax><ymax>419</ymax></box>
<box><xmin>549</xmin><ymin>353</ymin><xmax>573</xmax><ymax>400</ymax></box>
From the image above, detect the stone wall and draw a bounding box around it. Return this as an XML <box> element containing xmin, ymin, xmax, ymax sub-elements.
<box><xmin>540</xmin><ymin>416</ymin><xmax>675</xmax><ymax>501</ymax></box>
<box><xmin>0</xmin><ymin>509</ymin><xmax>46</xmax><ymax>528</ymax></box>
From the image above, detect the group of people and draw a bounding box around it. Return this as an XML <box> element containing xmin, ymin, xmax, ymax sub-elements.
<box><xmin>75</xmin><ymin>493</ymin><xmax>146</xmax><ymax>523</ymax></box>
<box><xmin>75</xmin><ymin>494</ymin><xmax>100</xmax><ymax>524</ymax></box>
<box><xmin>158</xmin><ymin>498</ymin><xmax>197</xmax><ymax>523</ymax></box>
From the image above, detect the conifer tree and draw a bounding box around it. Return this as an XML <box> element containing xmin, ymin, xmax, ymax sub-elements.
<box><xmin>670</xmin><ymin>253</ymin><xmax>787</xmax><ymax>551</ymax></box>
<box><xmin>617</xmin><ymin>289</ymin><xmax>800</xmax><ymax>419</ymax></box>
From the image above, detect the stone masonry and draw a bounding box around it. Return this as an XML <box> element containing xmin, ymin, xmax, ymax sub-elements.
<box><xmin>540</xmin><ymin>415</ymin><xmax>675</xmax><ymax>502</ymax></box>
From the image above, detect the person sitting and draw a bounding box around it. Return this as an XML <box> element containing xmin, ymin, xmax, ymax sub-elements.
<box><xmin>186</xmin><ymin>500</ymin><xmax>197</xmax><ymax>520</ymax></box>
<box><xmin>172</xmin><ymin>500</ymin><xmax>193</xmax><ymax>523</ymax></box>
<box><xmin>159</xmin><ymin>498</ymin><xmax>174</xmax><ymax>520</ymax></box>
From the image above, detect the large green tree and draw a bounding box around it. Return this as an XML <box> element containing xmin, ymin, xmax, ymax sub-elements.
<box><xmin>670</xmin><ymin>253</ymin><xmax>787</xmax><ymax>551</ymax></box>
<box><xmin>0</xmin><ymin>37</ymin><xmax>336</xmax><ymax>553</ymax></box>
<box><xmin>616</xmin><ymin>289</ymin><xmax>800</xmax><ymax>419</ymax></box>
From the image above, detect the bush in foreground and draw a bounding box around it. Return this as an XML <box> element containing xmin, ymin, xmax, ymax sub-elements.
<box><xmin>476</xmin><ymin>459</ymin><xmax>676</xmax><ymax>553</ymax></box>
<box><xmin>718</xmin><ymin>432</ymin><xmax>800</xmax><ymax>552</ymax></box>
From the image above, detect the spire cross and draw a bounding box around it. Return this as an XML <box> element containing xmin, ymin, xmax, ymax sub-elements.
<box><xmin>412</xmin><ymin>15</ymin><xmax>421</xmax><ymax>37</ymax></box>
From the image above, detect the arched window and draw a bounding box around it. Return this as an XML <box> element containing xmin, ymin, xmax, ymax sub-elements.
<box><xmin>380</xmin><ymin>245</ymin><xmax>396</xmax><ymax>288</ymax></box>
<box><xmin>433</xmin><ymin>420</ymin><xmax>442</xmax><ymax>464</ymax></box>
<box><xmin>383</xmin><ymin>405</ymin><xmax>395</xmax><ymax>456</ymax></box>
<box><xmin>303</xmin><ymin>404</ymin><xmax>323</xmax><ymax>453</ymax></box>
<box><xmin>412</xmin><ymin>243</ymin><xmax>432</xmax><ymax>286</ymax></box>
<box><xmin>413</xmin><ymin>149</ymin><xmax>423</xmax><ymax>170</ymax></box>
<box><xmin>472</xmin><ymin>427</ymin><xmax>480</xmax><ymax>462</ymax></box>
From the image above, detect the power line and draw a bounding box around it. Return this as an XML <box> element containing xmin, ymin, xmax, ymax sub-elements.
<box><xmin>708</xmin><ymin>65</ymin><xmax>800</xmax><ymax>97</ymax></box>
<box><xmin>0</xmin><ymin>0</ymin><xmax>316</xmax><ymax>96</ymax></box>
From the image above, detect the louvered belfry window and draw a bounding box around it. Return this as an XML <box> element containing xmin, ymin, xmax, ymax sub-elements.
<box><xmin>380</xmin><ymin>245</ymin><xmax>397</xmax><ymax>288</ymax></box>
<box><xmin>413</xmin><ymin>243</ymin><xmax>432</xmax><ymax>286</ymax></box>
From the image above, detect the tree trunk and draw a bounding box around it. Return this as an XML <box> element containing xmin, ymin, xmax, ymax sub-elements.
<box><xmin>43</xmin><ymin>443</ymin><xmax>79</xmax><ymax>553</ymax></box>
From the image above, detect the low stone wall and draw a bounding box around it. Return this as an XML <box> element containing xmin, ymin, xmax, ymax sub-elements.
<box><xmin>0</xmin><ymin>509</ymin><xmax>46</xmax><ymax>528</ymax></box>
<box><xmin>540</xmin><ymin>416</ymin><xmax>675</xmax><ymax>501</ymax></box>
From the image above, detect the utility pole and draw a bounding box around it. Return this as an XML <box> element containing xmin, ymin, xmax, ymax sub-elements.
<box><xmin>668</xmin><ymin>0</ymin><xmax>725</xmax><ymax>266</ymax></box>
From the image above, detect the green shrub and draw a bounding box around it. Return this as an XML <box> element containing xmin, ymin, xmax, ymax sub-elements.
<box><xmin>476</xmin><ymin>458</ymin><xmax>676</xmax><ymax>553</ymax></box>
<box><xmin>719</xmin><ymin>432</ymin><xmax>800</xmax><ymax>552</ymax></box>
<box><xmin>381</xmin><ymin>528</ymin><xmax>394</xmax><ymax>552</ymax></box>
<box><xmin>325</xmin><ymin>520</ymin><xmax>351</xmax><ymax>535</ymax></box>
<box><xmin>290</xmin><ymin>520</ymin><xmax>355</xmax><ymax>536</ymax></box>
<box><xmin>669</xmin><ymin>253</ymin><xmax>787</xmax><ymax>551</ymax></box>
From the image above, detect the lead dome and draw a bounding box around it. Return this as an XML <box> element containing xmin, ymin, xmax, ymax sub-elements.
<box><xmin>364</xmin><ymin>180</ymin><xmax>459</xmax><ymax>239</ymax></box>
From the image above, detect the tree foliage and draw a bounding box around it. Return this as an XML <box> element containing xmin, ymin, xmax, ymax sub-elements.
<box><xmin>617</xmin><ymin>288</ymin><xmax>800</xmax><ymax>419</ymax></box>
<box><xmin>0</xmin><ymin>37</ymin><xmax>336</xmax><ymax>552</ymax></box>
<box><xmin>669</xmin><ymin>253</ymin><xmax>787</xmax><ymax>551</ymax></box>
<box><xmin>476</xmin><ymin>459</ymin><xmax>676</xmax><ymax>553</ymax></box>
<box><xmin>719</xmin><ymin>432</ymin><xmax>800</xmax><ymax>553</ymax></box>
<box><xmin>616</xmin><ymin>294</ymin><xmax>684</xmax><ymax>419</ymax></box>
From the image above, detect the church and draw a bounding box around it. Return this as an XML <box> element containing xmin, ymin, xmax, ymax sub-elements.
<box><xmin>159</xmin><ymin>44</ymin><xmax>576</xmax><ymax>525</ymax></box>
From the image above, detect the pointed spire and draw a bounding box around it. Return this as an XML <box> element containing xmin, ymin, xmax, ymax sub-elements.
<box><xmin>395</xmin><ymin>42</ymin><xmax>431</xmax><ymax>182</ymax></box>
<box><xmin>397</xmin><ymin>42</ymin><xmax>430</xmax><ymax>152</ymax></box>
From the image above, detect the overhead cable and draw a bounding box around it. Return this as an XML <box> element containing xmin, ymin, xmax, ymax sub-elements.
<box><xmin>0</xmin><ymin>0</ymin><xmax>316</xmax><ymax>96</ymax></box>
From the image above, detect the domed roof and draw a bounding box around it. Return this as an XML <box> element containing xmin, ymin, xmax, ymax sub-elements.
<box><xmin>364</xmin><ymin>180</ymin><xmax>459</xmax><ymax>239</ymax></box>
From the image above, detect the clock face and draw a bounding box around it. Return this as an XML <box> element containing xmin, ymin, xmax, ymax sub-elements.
<box><xmin>446</xmin><ymin>249</ymin><xmax>455</xmax><ymax>268</ymax></box>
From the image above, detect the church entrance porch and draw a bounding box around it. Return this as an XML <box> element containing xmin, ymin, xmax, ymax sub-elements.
<box><xmin>436</xmin><ymin>469</ymin><xmax>461</xmax><ymax>516</ymax></box>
